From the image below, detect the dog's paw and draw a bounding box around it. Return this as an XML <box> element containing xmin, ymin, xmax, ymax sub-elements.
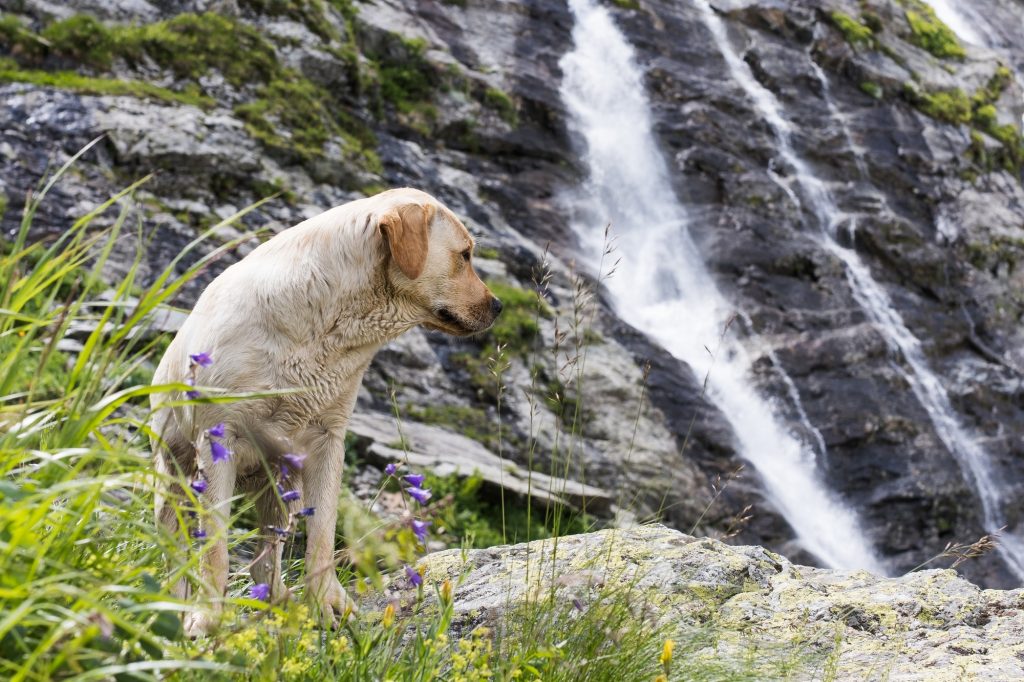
<box><xmin>306</xmin><ymin>578</ymin><xmax>356</xmax><ymax>628</ymax></box>
<box><xmin>183</xmin><ymin>610</ymin><xmax>218</xmax><ymax>639</ymax></box>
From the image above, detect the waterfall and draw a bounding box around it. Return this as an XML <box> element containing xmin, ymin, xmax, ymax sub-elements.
<box><xmin>693</xmin><ymin>0</ymin><xmax>1024</xmax><ymax>580</ymax></box>
<box><xmin>559</xmin><ymin>0</ymin><xmax>883</xmax><ymax>572</ymax></box>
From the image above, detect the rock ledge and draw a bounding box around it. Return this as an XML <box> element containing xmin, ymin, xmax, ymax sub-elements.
<box><xmin>401</xmin><ymin>525</ymin><xmax>1024</xmax><ymax>680</ymax></box>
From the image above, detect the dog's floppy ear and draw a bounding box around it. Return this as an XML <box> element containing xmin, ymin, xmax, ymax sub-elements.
<box><xmin>379</xmin><ymin>203</ymin><xmax>434</xmax><ymax>280</ymax></box>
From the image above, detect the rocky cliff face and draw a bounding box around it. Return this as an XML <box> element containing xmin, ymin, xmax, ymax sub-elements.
<box><xmin>2</xmin><ymin>0</ymin><xmax>1024</xmax><ymax>588</ymax></box>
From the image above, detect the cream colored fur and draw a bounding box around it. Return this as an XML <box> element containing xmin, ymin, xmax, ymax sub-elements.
<box><xmin>150</xmin><ymin>188</ymin><xmax>500</xmax><ymax>636</ymax></box>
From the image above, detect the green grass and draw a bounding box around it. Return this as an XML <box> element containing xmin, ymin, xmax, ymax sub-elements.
<box><xmin>0</xmin><ymin>12</ymin><xmax>279</xmax><ymax>84</ymax></box>
<box><xmin>0</xmin><ymin>58</ymin><xmax>215</xmax><ymax>107</ymax></box>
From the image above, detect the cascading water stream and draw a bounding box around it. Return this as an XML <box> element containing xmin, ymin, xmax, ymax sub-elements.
<box><xmin>693</xmin><ymin>0</ymin><xmax>1024</xmax><ymax>580</ymax></box>
<box><xmin>559</xmin><ymin>0</ymin><xmax>882</xmax><ymax>572</ymax></box>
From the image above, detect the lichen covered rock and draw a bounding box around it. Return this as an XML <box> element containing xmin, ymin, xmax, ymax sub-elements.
<box><xmin>393</xmin><ymin>526</ymin><xmax>1024</xmax><ymax>680</ymax></box>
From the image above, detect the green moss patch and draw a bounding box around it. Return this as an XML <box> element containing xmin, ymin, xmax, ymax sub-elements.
<box><xmin>0</xmin><ymin>11</ymin><xmax>380</xmax><ymax>178</ymax></box>
<box><xmin>904</xmin><ymin>65</ymin><xmax>1024</xmax><ymax>175</ymax></box>
<box><xmin>427</xmin><ymin>471</ymin><xmax>592</xmax><ymax>548</ymax></box>
<box><xmin>234</xmin><ymin>76</ymin><xmax>376</xmax><ymax>169</ymax></box>
<box><xmin>906</xmin><ymin>85</ymin><xmax>972</xmax><ymax>124</ymax></box>
<box><xmin>405</xmin><ymin>404</ymin><xmax>500</xmax><ymax>451</ymax></box>
<box><xmin>1</xmin><ymin>13</ymin><xmax>279</xmax><ymax>85</ymax></box>
<box><xmin>902</xmin><ymin>2</ymin><xmax>965</xmax><ymax>60</ymax></box>
<box><xmin>860</xmin><ymin>81</ymin><xmax>883</xmax><ymax>99</ymax></box>
<box><xmin>482</xmin><ymin>280</ymin><xmax>553</xmax><ymax>356</ymax></box>
<box><xmin>483</xmin><ymin>86</ymin><xmax>517</xmax><ymax>125</ymax></box>
<box><xmin>829</xmin><ymin>11</ymin><xmax>874</xmax><ymax>47</ymax></box>
<box><xmin>0</xmin><ymin>58</ymin><xmax>214</xmax><ymax>107</ymax></box>
<box><xmin>118</xmin><ymin>13</ymin><xmax>280</xmax><ymax>85</ymax></box>
<box><xmin>238</xmin><ymin>0</ymin><xmax>340</xmax><ymax>42</ymax></box>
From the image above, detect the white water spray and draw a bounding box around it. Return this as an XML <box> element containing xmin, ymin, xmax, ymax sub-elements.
<box><xmin>559</xmin><ymin>0</ymin><xmax>882</xmax><ymax>572</ymax></box>
<box><xmin>693</xmin><ymin>0</ymin><xmax>1024</xmax><ymax>580</ymax></box>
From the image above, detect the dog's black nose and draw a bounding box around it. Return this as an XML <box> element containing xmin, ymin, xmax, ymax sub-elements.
<box><xmin>490</xmin><ymin>297</ymin><xmax>503</xmax><ymax>316</ymax></box>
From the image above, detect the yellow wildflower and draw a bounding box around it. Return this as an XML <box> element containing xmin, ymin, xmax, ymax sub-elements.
<box><xmin>660</xmin><ymin>638</ymin><xmax>674</xmax><ymax>669</ymax></box>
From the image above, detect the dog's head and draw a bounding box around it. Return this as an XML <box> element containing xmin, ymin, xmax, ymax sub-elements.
<box><xmin>377</xmin><ymin>189</ymin><xmax>502</xmax><ymax>336</ymax></box>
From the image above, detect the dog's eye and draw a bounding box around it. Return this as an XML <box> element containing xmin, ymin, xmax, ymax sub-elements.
<box><xmin>461</xmin><ymin>249</ymin><xmax>471</xmax><ymax>262</ymax></box>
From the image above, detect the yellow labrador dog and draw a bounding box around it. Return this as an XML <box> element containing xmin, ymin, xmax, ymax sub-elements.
<box><xmin>150</xmin><ymin>188</ymin><xmax>502</xmax><ymax>636</ymax></box>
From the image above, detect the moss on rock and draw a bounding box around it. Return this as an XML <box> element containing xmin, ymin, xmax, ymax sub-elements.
<box><xmin>0</xmin><ymin>11</ymin><xmax>382</xmax><ymax>178</ymax></box>
<box><xmin>902</xmin><ymin>2</ymin><xmax>966</xmax><ymax>60</ymax></box>
<box><xmin>481</xmin><ymin>280</ymin><xmax>553</xmax><ymax>356</ymax></box>
<box><xmin>829</xmin><ymin>11</ymin><xmax>874</xmax><ymax>47</ymax></box>
<box><xmin>0</xmin><ymin>58</ymin><xmax>215</xmax><ymax>107</ymax></box>
<box><xmin>483</xmin><ymin>86</ymin><xmax>517</xmax><ymax>125</ymax></box>
<box><xmin>387</xmin><ymin>526</ymin><xmax>1024</xmax><ymax>680</ymax></box>
<box><xmin>903</xmin><ymin>64</ymin><xmax>1024</xmax><ymax>175</ymax></box>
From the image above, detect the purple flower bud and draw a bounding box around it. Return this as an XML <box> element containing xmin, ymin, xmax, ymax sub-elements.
<box><xmin>403</xmin><ymin>473</ymin><xmax>426</xmax><ymax>488</ymax></box>
<box><xmin>190</xmin><ymin>479</ymin><xmax>208</xmax><ymax>495</ymax></box>
<box><xmin>184</xmin><ymin>377</ymin><xmax>201</xmax><ymax>400</ymax></box>
<box><xmin>282</xmin><ymin>453</ymin><xmax>306</xmax><ymax>472</ymax></box>
<box><xmin>411</xmin><ymin>519</ymin><xmax>431</xmax><ymax>543</ymax></box>
<box><xmin>270</xmin><ymin>526</ymin><xmax>289</xmax><ymax>536</ymax></box>
<box><xmin>297</xmin><ymin>507</ymin><xmax>315</xmax><ymax>517</ymax></box>
<box><xmin>404</xmin><ymin>564</ymin><xmax>422</xmax><ymax>588</ymax></box>
<box><xmin>210</xmin><ymin>440</ymin><xmax>232</xmax><ymax>463</ymax></box>
<box><xmin>250</xmin><ymin>583</ymin><xmax>270</xmax><ymax>602</ymax></box>
<box><xmin>281</xmin><ymin>489</ymin><xmax>300</xmax><ymax>503</ymax></box>
<box><xmin>190</xmin><ymin>352</ymin><xmax>214</xmax><ymax>368</ymax></box>
<box><xmin>384</xmin><ymin>463</ymin><xmax>398</xmax><ymax>476</ymax></box>
<box><xmin>405</xmin><ymin>486</ymin><xmax>432</xmax><ymax>505</ymax></box>
<box><xmin>191</xmin><ymin>528</ymin><xmax>207</xmax><ymax>539</ymax></box>
<box><xmin>208</xmin><ymin>422</ymin><xmax>226</xmax><ymax>438</ymax></box>
<box><xmin>573</xmin><ymin>598</ymin><xmax>584</xmax><ymax>612</ymax></box>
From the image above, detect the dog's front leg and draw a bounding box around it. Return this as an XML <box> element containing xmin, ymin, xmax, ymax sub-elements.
<box><xmin>185</xmin><ymin>450</ymin><xmax>236</xmax><ymax>638</ymax></box>
<box><xmin>301</xmin><ymin>426</ymin><xmax>351</xmax><ymax>627</ymax></box>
